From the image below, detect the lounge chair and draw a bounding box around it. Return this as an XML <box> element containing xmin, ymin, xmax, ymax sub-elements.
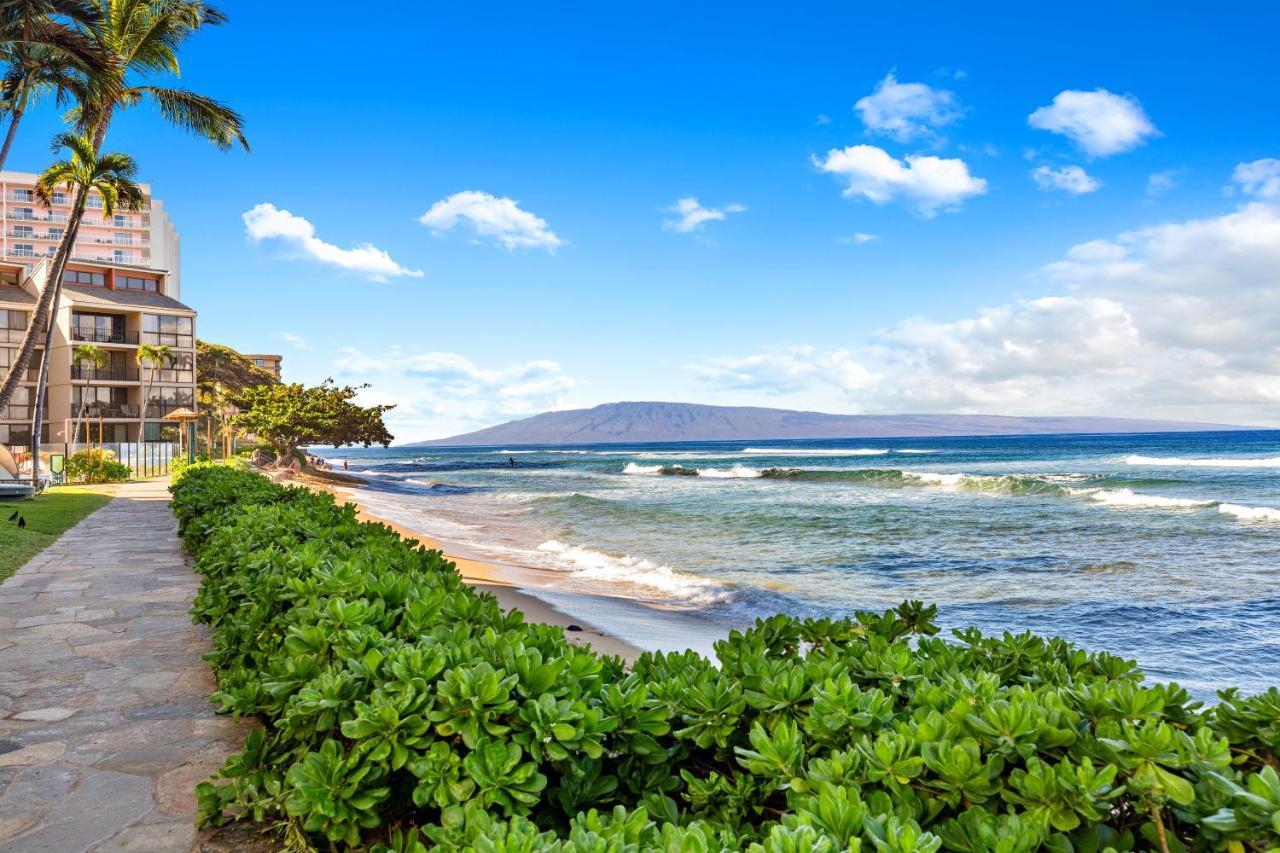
<box><xmin>0</xmin><ymin>444</ymin><xmax>36</xmax><ymax>500</ymax></box>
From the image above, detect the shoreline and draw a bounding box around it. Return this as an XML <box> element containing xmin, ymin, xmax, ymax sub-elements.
<box><xmin>288</xmin><ymin>468</ymin><xmax>644</xmax><ymax>661</ymax></box>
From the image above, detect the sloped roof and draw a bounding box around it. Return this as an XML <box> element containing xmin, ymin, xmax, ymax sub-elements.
<box><xmin>63</xmin><ymin>284</ymin><xmax>194</xmax><ymax>313</ymax></box>
<box><xmin>0</xmin><ymin>285</ymin><xmax>36</xmax><ymax>306</ymax></box>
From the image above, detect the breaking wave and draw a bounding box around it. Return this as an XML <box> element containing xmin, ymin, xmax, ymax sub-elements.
<box><xmin>1217</xmin><ymin>503</ymin><xmax>1280</xmax><ymax>522</ymax></box>
<box><xmin>535</xmin><ymin>540</ymin><xmax>731</xmax><ymax>605</ymax></box>
<box><xmin>1125</xmin><ymin>454</ymin><xmax>1280</xmax><ymax>469</ymax></box>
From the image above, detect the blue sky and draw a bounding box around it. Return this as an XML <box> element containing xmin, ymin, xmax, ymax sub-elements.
<box><xmin>10</xmin><ymin>2</ymin><xmax>1280</xmax><ymax>440</ymax></box>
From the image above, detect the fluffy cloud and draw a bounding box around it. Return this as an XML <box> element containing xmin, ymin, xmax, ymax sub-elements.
<box><xmin>243</xmin><ymin>203</ymin><xmax>423</xmax><ymax>281</ymax></box>
<box><xmin>1028</xmin><ymin>89</ymin><xmax>1159</xmax><ymax>157</ymax></box>
<box><xmin>664</xmin><ymin>197</ymin><xmax>747</xmax><ymax>233</ymax></box>
<box><xmin>1031</xmin><ymin>164</ymin><xmax>1101</xmax><ymax>194</ymax></box>
<box><xmin>855</xmin><ymin>73</ymin><xmax>962</xmax><ymax>142</ymax></box>
<box><xmin>690</xmin><ymin>201</ymin><xmax>1280</xmax><ymax>424</ymax></box>
<box><xmin>420</xmin><ymin>191</ymin><xmax>562</xmax><ymax>251</ymax></box>
<box><xmin>334</xmin><ymin>348</ymin><xmax>577</xmax><ymax>439</ymax></box>
<box><xmin>1232</xmin><ymin>158</ymin><xmax>1280</xmax><ymax>199</ymax></box>
<box><xmin>814</xmin><ymin>144</ymin><xmax>987</xmax><ymax>216</ymax></box>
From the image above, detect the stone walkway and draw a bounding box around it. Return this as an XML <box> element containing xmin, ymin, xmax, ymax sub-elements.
<box><xmin>0</xmin><ymin>479</ymin><xmax>261</xmax><ymax>851</ymax></box>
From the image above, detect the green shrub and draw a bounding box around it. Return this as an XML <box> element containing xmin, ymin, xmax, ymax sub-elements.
<box><xmin>172</xmin><ymin>466</ymin><xmax>1280</xmax><ymax>852</ymax></box>
<box><xmin>66</xmin><ymin>449</ymin><xmax>131</xmax><ymax>483</ymax></box>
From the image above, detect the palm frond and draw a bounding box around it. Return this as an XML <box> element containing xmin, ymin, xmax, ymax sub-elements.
<box><xmin>137</xmin><ymin>84</ymin><xmax>247</xmax><ymax>150</ymax></box>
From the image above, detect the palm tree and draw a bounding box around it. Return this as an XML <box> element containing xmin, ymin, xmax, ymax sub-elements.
<box><xmin>0</xmin><ymin>0</ymin><xmax>247</xmax><ymax>410</ymax></box>
<box><xmin>137</xmin><ymin>341</ymin><xmax>170</xmax><ymax>461</ymax></box>
<box><xmin>22</xmin><ymin>132</ymin><xmax>142</xmax><ymax>487</ymax></box>
<box><xmin>68</xmin><ymin>0</ymin><xmax>247</xmax><ymax>154</ymax></box>
<box><xmin>69</xmin><ymin>341</ymin><xmax>106</xmax><ymax>448</ymax></box>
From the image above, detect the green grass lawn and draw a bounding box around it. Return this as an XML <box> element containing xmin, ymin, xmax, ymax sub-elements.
<box><xmin>0</xmin><ymin>486</ymin><xmax>115</xmax><ymax>584</ymax></box>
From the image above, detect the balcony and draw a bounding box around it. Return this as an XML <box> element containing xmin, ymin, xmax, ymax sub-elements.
<box><xmin>78</xmin><ymin>403</ymin><xmax>137</xmax><ymax>419</ymax></box>
<box><xmin>145</xmin><ymin>401</ymin><xmax>194</xmax><ymax>419</ymax></box>
<box><xmin>71</xmin><ymin>328</ymin><xmax>139</xmax><ymax>345</ymax></box>
<box><xmin>7</xmin><ymin>211</ymin><xmax>68</xmax><ymax>223</ymax></box>
<box><xmin>71</xmin><ymin>366</ymin><xmax>140</xmax><ymax>382</ymax></box>
<box><xmin>86</xmin><ymin>235</ymin><xmax>151</xmax><ymax>247</ymax></box>
<box><xmin>70</xmin><ymin>252</ymin><xmax>147</xmax><ymax>267</ymax></box>
<box><xmin>1</xmin><ymin>405</ymin><xmax>46</xmax><ymax>421</ymax></box>
<box><xmin>7</xmin><ymin>192</ymin><xmax>34</xmax><ymax>202</ymax></box>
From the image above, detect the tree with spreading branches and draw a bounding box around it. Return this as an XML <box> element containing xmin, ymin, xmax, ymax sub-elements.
<box><xmin>229</xmin><ymin>380</ymin><xmax>394</xmax><ymax>469</ymax></box>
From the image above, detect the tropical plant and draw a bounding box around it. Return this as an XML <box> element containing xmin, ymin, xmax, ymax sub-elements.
<box><xmin>136</xmin><ymin>341</ymin><xmax>170</xmax><ymax>452</ymax></box>
<box><xmin>19</xmin><ymin>132</ymin><xmax>142</xmax><ymax>487</ymax></box>
<box><xmin>68</xmin><ymin>342</ymin><xmax>107</xmax><ymax>448</ymax></box>
<box><xmin>227</xmin><ymin>380</ymin><xmax>394</xmax><ymax>467</ymax></box>
<box><xmin>65</xmin><ymin>446</ymin><xmax>127</xmax><ymax>482</ymax></box>
<box><xmin>0</xmin><ymin>1</ymin><xmax>104</xmax><ymax>168</ymax></box>
<box><xmin>171</xmin><ymin>464</ymin><xmax>1280</xmax><ymax>852</ymax></box>
<box><xmin>0</xmin><ymin>0</ymin><xmax>248</xmax><ymax>416</ymax></box>
<box><xmin>65</xmin><ymin>0</ymin><xmax>247</xmax><ymax>153</ymax></box>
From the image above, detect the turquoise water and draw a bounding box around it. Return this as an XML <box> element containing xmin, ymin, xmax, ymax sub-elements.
<box><xmin>319</xmin><ymin>431</ymin><xmax>1280</xmax><ymax>697</ymax></box>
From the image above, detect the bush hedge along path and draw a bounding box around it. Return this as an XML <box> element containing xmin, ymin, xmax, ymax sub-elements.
<box><xmin>175</xmin><ymin>464</ymin><xmax>1280</xmax><ymax>853</ymax></box>
<box><xmin>0</xmin><ymin>478</ymin><xmax>269</xmax><ymax>851</ymax></box>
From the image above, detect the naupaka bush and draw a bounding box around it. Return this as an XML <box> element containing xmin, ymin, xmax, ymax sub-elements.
<box><xmin>172</xmin><ymin>464</ymin><xmax>1280</xmax><ymax>852</ymax></box>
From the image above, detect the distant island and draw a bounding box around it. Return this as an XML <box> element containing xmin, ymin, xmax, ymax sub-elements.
<box><xmin>409</xmin><ymin>401</ymin><xmax>1246</xmax><ymax>447</ymax></box>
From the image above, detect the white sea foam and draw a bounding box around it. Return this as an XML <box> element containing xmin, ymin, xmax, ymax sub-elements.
<box><xmin>1069</xmin><ymin>487</ymin><xmax>1216</xmax><ymax>509</ymax></box>
<box><xmin>535</xmin><ymin>540</ymin><xmax>730</xmax><ymax>605</ymax></box>
<box><xmin>1218</xmin><ymin>503</ymin><xmax>1280</xmax><ymax>522</ymax></box>
<box><xmin>909</xmin><ymin>472</ymin><xmax>967</xmax><ymax>487</ymax></box>
<box><xmin>895</xmin><ymin>449</ymin><xmax>942</xmax><ymax>454</ymax></box>
<box><xmin>741</xmin><ymin>447</ymin><xmax>889</xmax><ymax>457</ymax></box>
<box><xmin>622</xmin><ymin>462</ymin><xmax>665</xmax><ymax>475</ymax></box>
<box><xmin>696</xmin><ymin>465</ymin><xmax>763</xmax><ymax>479</ymax></box>
<box><xmin>1125</xmin><ymin>454</ymin><xmax>1280</xmax><ymax>468</ymax></box>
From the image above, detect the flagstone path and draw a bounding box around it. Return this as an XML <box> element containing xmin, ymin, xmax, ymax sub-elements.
<box><xmin>0</xmin><ymin>479</ymin><xmax>269</xmax><ymax>852</ymax></box>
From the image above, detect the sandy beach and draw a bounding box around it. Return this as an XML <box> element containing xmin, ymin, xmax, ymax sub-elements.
<box><xmin>289</xmin><ymin>467</ymin><xmax>642</xmax><ymax>661</ymax></box>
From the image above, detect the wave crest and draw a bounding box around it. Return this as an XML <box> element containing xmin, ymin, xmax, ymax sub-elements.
<box><xmin>535</xmin><ymin>540</ymin><xmax>731</xmax><ymax>605</ymax></box>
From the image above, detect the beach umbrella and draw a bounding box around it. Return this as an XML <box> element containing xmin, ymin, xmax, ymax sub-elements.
<box><xmin>162</xmin><ymin>408</ymin><xmax>200</xmax><ymax>461</ymax></box>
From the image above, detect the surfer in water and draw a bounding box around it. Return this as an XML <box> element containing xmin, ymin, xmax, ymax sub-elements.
<box><xmin>509</xmin><ymin>456</ymin><xmax>516</xmax><ymax>468</ymax></box>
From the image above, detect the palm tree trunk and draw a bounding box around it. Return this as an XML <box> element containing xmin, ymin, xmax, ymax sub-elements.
<box><xmin>0</xmin><ymin>96</ymin><xmax>28</xmax><ymax>173</ymax></box>
<box><xmin>0</xmin><ymin>193</ymin><xmax>87</xmax><ymax>411</ymax></box>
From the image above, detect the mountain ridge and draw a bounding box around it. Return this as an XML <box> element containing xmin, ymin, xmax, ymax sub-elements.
<box><xmin>407</xmin><ymin>401</ymin><xmax>1249</xmax><ymax>447</ymax></box>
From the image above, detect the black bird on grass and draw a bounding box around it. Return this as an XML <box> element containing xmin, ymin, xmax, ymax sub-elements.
<box><xmin>17</xmin><ymin>516</ymin><xmax>25</xmax><ymax>529</ymax></box>
<box><xmin>7</xmin><ymin>510</ymin><xmax>17</xmax><ymax>521</ymax></box>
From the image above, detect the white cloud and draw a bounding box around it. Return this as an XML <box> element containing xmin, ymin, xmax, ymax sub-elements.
<box><xmin>1232</xmin><ymin>158</ymin><xmax>1280</xmax><ymax>199</ymax></box>
<box><xmin>1028</xmin><ymin>89</ymin><xmax>1159</xmax><ymax>157</ymax></box>
<box><xmin>1146</xmin><ymin>169</ymin><xmax>1181</xmax><ymax>197</ymax></box>
<box><xmin>420</xmin><ymin>191</ymin><xmax>562</xmax><ymax>252</ymax></box>
<box><xmin>855</xmin><ymin>73</ymin><xmax>962</xmax><ymax>142</ymax></box>
<box><xmin>663</xmin><ymin>197</ymin><xmax>747</xmax><ymax>233</ymax></box>
<box><xmin>814</xmin><ymin>144</ymin><xmax>987</xmax><ymax>217</ymax></box>
<box><xmin>332</xmin><ymin>348</ymin><xmax>578</xmax><ymax>440</ymax></box>
<box><xmin>690</xmin><ymin>200</ymin><xmax>1280</xmax><ymax>425</ymax></box>
<box><xmin>1031</xmin><ymin>164</ymin><xmax>1101</xmax><ymax>195</ymax></box>
<box><xmin>815</xmin><ymin>114</ymin><xmax>831</xmax><ymax>126</ymax></box>
<box><xmin>280</xmin><ymin>332</ymin><xmax>309</xmax><ymax>351</ymax></box>
<box><xmin>242</xmin><ymin>203</ymin><xmax>423</xmax><ymax>282</ymax></box>
<box><xmin>841</xmin><ymin>232</ymin><xmax>879</xmax><ymax>244</ymax></box>
<box><xmin>334</xmin><ymin>346</ymin><xmax>389</xmax><ymax>375</ymax></box>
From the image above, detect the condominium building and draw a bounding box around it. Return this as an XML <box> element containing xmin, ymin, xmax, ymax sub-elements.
<box><xmin>243</xmin><ymin>353</ymin><xmax>282</xmax><ymax>379</ymax></box>
<box><xmin>0</xmin><ymin>171</ymin><xmax>194</xmax><ymax>449</ymax></box>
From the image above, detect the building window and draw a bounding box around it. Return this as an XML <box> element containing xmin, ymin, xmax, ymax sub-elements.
<box><xmin>86</xmin><ymin>196</ymin><xmax>103</xmax><ymax>209</ymax></box>
<box><xmin>2</xmin><ymin>386</ymin><xmax>45</xmax><ymax>421</ymax></box>
<box><xmin>154</xmin><ymin>352</ymin><xmax>194</xmax><ymax>383</ymax></box>
<box><xmin>51</xmin><ymin>192</ymin><xmax>67</xmax><ymax>205</ymax></box>
<box><xmin>11</xmin><ymin>243</ymin><xmax>33</xmax><ymax>258</ymax></box>
<box><xmin>0</xmin><ymin>347</ymin><xmax>43</xmax><ymax>381</ymax></box>
<box><xmin>63</xmin><ymin>270</ymin><xmax>107</xmax><ymax>287</ymax></box>
<box><xmin>48</xmin><ymin>228</ymin><xmax>63</xmax><ymax>241</ymax></box>
<box><xmin>9</xmin><ymin>189</ymin><xmax>33</xmax><ymax>202</ymax></box>
<box><xmin>145</xmin><ymin>386</ymin><xmax>193</xmax><ymax>419</ymax></box>
<box><xmin>0</xmin><ymin>309</ymin><xmax>28</xmax><ymax>344</ymax></box>
<box><xmin>0</xmin><ymin>423</ymin><xmax>49</xmax><ymax>447</ymax></box>
<box><xmin>120</xmin><ymin>275</ymin><xmax>157</xmax><ymax>292</ymax></box>
<box><xmin>12</xmin><ymin>207</ymin><xmax>33</xmax><ymax>220</ymax></box>
<box><xmin>0</xmin><ymin>268</ymin><xmax>19</xmax><ymax>287</ymax></box>
<box><xmin>142</xmin><ymin>314</ymin><xmax>193</xmax><ymax>349</ymax></box>
<box><xmin>11</xmin><ymin>225</ymin><xmax>32</xmax><ymax>238</ymax></box>
<box><xmin>71</xmin><ymin>312</ymin><xmax>128</xmax><ymax>344</ymax></box>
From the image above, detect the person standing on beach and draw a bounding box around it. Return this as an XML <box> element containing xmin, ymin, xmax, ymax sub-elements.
<box><xmin>509</xmin><ymin>456</ymin><xmax>516</xmax><ymax>468</ymax></box>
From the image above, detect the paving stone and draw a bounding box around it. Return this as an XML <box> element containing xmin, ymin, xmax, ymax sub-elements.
<box><xmin>0</xmin><ymin>480</ymin><xmax>260</xmax><ymax>852</ymax></box>
<box><xmin>11</xmin><ymin>707</ymin><xmax>77</xmax><ymax>722</ymax></box>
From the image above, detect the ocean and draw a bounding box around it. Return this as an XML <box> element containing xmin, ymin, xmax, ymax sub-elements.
<box><xmin>315</xmin><ymin>430</ymin><xmax>1280</xmax><ymax>699</ymax></box>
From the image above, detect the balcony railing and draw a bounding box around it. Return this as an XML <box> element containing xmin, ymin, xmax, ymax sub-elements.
<box><xmin>71</xmin><ymin>328</ymin><xmax>139</xmax><ymax>345</ymax></box>
<box><xmin>70</xmin><ymin>252</ymin><xmax>145</xmax><ymax>266</ymax></box>
<box><xmin>7</xmin><ymin>192</ymin><xmax>34</xmax><ymax>202</ymax></box>
<box><xmin>7</xmin><ymin>211</ymin><xmax>68</xmax><ymax>223</ymax></box>
<box><xmin>6</xmin><ymin>248</ymin><xmax>35</xmax><ymax>258</ymax></box>
<box><xmin>72</xmin><ymin>366</ymin><xmax>140</xmax><ymax>382</ymax></box>
<box><xmin>78</xmin><ymin>403</ymin><xmax>137</xmax><ymax>419</ymax></box>
<box><xmin>145</xmin><ymin>401</ymin><xmax>194</xmax><ymax>419</ymax></box>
